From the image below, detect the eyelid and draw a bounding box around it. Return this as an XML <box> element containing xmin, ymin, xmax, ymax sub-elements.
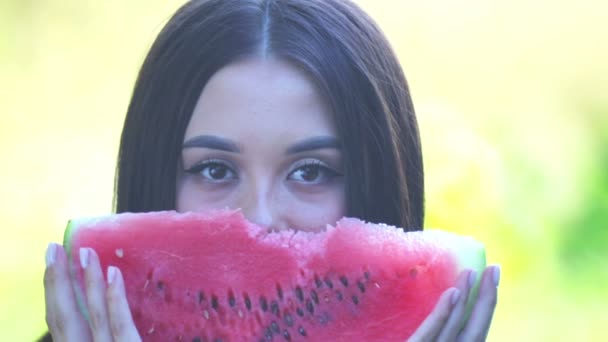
<box><xmin>184</xmin><ymin>158</ymin><xmax>237</xmax><ymax>175</ymax></box>
<box><xmin>289</xmin><ymin>159</ymin><xmax>325</xmax><ymax>173</ymax></box>
<box><xmin>287</xmin><ymin>159</ymin><xmax>342</xmax><ymax>178</ymax></box>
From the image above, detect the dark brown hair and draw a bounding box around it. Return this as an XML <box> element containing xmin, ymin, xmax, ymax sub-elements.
<box><xmin>115</xmin><ymin>0</ymin><xmax>424</xmax><ymax>229</ymax></box>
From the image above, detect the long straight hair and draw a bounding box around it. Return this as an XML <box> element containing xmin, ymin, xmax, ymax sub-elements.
<box><xmin>115</xmin><ymin>0</ymin><xmax>425</xmax><ymax>230</ymax></box>
<box><xmin>39</xmin><ymin>3</ymin><xmax>424</xmax><ymax>339</ymax></box>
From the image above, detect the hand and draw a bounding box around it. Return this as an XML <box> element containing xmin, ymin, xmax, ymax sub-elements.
<box><xmin>44</xmin><ymin>243</ymin><xmax>142</xmax><ymax>341</ymax></box>
<box><xmin>408</xmin><ymin>265</ymin><xmax>500</xmax><ymax>342</ymax></box>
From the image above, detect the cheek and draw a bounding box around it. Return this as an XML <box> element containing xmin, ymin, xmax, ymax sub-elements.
<box><xmin>175</xmin><ymin>179</ymin><xmax>201</xmax><ymax>212</ymax></box>
<box><xmin>282</xmin><ymin>188</ymin><xmax>346</xmax><ymax>232</ymax></box>
<box><xmin>175</xmin><ymin>178</ymin><xmax>234</xmax><ymax>213</ymax></box>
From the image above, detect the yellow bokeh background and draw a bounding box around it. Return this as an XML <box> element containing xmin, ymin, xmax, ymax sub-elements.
<box><xmin>1</xmin><ymin>0</ymin><xmax>606</xmax><ymax>340</ymax></box>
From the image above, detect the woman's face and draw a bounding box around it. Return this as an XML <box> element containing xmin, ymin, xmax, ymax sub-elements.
<box><xmin>176</xmin><ymin>58</ymin><xmax>345</xmax><ymax>232</ymax></box>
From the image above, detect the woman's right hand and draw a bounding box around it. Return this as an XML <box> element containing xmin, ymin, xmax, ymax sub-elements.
<box><xmin>44</xmin><ymin>243</ymin><xmax>141</xmax><ymax>341</ymax></box>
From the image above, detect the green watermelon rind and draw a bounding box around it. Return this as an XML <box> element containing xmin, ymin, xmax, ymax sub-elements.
<box><xmin>63</xmin><ymin>217</ymin><xmax>100</xmax><ymax>322</ymax></box>
<box><xmin>458</xmin><ymin>237</ymin><xmax>486</xmax><ymax>323</ymax></box>
<box><xmin>427</xmin><ymin>229</ymin><xmax>487</xmax><ymax>324</ymax></box>
<box><xmin>452</xmin><ymin>232</ymin><xmax>486</xmax><ymax>323</ymax></box>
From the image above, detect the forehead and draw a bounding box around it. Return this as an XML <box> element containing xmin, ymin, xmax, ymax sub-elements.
<box><xmin>184</xmin><ymin>58</ymin><xmax>336</xmax><ymax>142</ymax></box>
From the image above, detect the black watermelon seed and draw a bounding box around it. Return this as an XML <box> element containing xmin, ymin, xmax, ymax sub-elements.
<box><xmin>298</xmin><ymin>327</ymin><xmax>307</xmax><ymax>336</ymax></box>
<box><xmin>198</xmin><ymin>291</ymin><xmax>205</xmax><ymax>303</ymax></box>
<box><xmin>340</xmin><ymin>276</ymin><xmax>349</xmax><ymax>287</ymax></box>
<box><xmin>324</xmin><ymin>277</ymin><xmax>334</xmax><ymax>289</ymax></box>
<box><xmin>306</xmin><ymin>299</ymin><xmax>314</xmax><ymax>314</ymax></box>
<box><xmin>211</xmin><ymin>296</ymin><xmax>219</xmax><ymax>310</ymax></box>
<box><xmin>277</xmin><ymin>284</ymin><xmax>283</xmax><ymax>300</ymax></box>
<box><xmin>271</xmin><ymin>321</ymin><xmax>280</xmax><ymax>333</ymax></box>
<box><xmin>260</xmin><ymin>297</ymin><xmax>268</xmax><ymax>312</ymax></box>
<box><xmin>296</xmin><ymin>307</ymin><xmax>304</xmax><ymax>317</ymax></box>
<box><xmin>265</xmin><ymin>327</ymin><xmax>273</xmax><ymax>340</ymax></box>
<box><xmin>156</xmin><ymin>281</ymin><xmax>164</xmax><ymax>290</ymax></box>
<box><xmin>336</xmin><ymin>291</ymin><xmax>343</xmax><ymax>301</ymax></box>
<box><xmin>315</xmin><ymin>275</ymin><xmax>323</xmax><ymax>288</ymax></box>
<box><xmin>352</xmin><ymin>295</ymin><xmax>359</xmax><ymax>305</ymax></box>
<box><xmin>311</xmin><ymin>290</ymin><xmax>319</xmax><ymax>304</ymax></box>
<box><xmin>357</xmin><ymin>281</ymin><xmax>366</xmax><ymax>293</ymax></box>
<box><xmin>283</xmin><ymin>330</ymin><xmax>291</xmax><ymax>340</ymax></box>
<box><xmin>364</xmin><ymin>271</ymin><xmax>371</xmax><ymax>279</ymax></box>
<box><xmin>271</xmin><ymin>301</ymin><xmax>280</xmax><ymax>316</ymax></box>
<box><xmin>192</xmin><ymin>338</ymin><xmax>201</xmax><ymax>342</ymax></box>
<box><xmin>244</xmin><ymin>294</ymin><xmax>252</xmax><ymax>311</ymax></box>
<box><xmin>284</xmin><ymin>313</ymin><xmax>293</xmax><ymax>327</ymax></box>
<box><xmin>295</xmin><ymin>286</ymin><xmax>304</xmax><ymax>302</ymax></box>
<box><xmin>228</xmin><ymin>293</ymin><xmax>236</xmax><ymax>307</ymax></box>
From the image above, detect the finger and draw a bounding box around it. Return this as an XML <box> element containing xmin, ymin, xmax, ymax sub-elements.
<box><xmin>44</xmin><ymin>243</ymin><xmax>92</xmax><ymax>341</ymax></box>
<box><xmin>82</xmin><ymin>248</ymin><xmax>113</xmax><ymax>342</ymax></box>
<box><xmin>106</xmin><ymin>266</ymin><xmax>142</xmax><ymax>341</ymax></box>
<box><xmin>437</xmin><ymin>269</ymin><xmax>477</xmax><ymax>342</ymax></box>
<box><xmin>408</xmin><ymin>287</ymin><xmax>460</xmax><ymax>342</ymax></box>
<box><xmin>458</xmin><ymin>265</ymin><xmax>499</xmax><ymax>342</ymax></box>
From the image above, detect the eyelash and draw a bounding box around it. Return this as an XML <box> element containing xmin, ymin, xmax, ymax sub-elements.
<box><xmin>184</xmin><ymin>159</ymin><xmax>342</xmax><ymax>183</ymax></box>
<box><xmin>287</xmin><ymin>160</ymin><xmax>342</xmax><ymax>184</ymax></box>
<box><xmin>184</xmin><ymin>159</ymin><xmax>237</xmax><ymax>181</ymax></box>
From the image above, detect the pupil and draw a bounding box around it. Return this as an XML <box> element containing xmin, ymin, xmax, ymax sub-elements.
<box><xmin>209</xmin><ymin>165</ymin><xmax>226</xmax><ymax>179</ymax></box>
<box><xmin>302</xmin><ymin>166</ymin><xmax>319</xmax><ymax>181</ymax></box>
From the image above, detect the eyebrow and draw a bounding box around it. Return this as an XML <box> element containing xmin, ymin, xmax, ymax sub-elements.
<box><xmin>182</xmin><ymin>135</ymin><xmax>241</xmax><ymax>153</ymax></box>
<box><xmin>286</xmin><ymin>136</ymin><xmax>341</xmax><ymax>154</ymax></box>
<box><xmin>181</xmin><ymin>135</ymin><xmax>340</xmax><ymax>154</ymax></box>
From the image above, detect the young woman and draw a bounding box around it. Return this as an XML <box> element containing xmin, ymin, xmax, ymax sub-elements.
<box><xmin>41</xmin><ymin>0</ymin><xmax>499</xmax><ymax>340</ymax></box>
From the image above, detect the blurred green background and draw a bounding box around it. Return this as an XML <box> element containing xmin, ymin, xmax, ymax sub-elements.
<box><xmin>1</xmin><ymin>0</ymin><xmax>606</xmax><ymax>340</ymax></box>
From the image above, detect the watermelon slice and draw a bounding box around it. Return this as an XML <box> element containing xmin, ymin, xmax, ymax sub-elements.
<box><xmin>64</xmin><ymin>210</ymin><xmax>485</xmax><ymax>341</ymax></box>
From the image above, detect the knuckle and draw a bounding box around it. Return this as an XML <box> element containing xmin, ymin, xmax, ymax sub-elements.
<box><xmin>110</xmin><ymin>318</ymin><xmax>127</xmax><ymax>338</ymax></box>
<box><xmin>407</xmin><ymin>335</ymin><xmax>422</xmax><ymax>342</ymax></box>
<box><xmin>106</xmin><ymin>287</ymin><xmax>116</xmax><ymax>302</ymax></box>
<box><xmin>472</xmin><ymin>332</ymin><xmax>485</xmax><ymax>342</ymax></box>
<box><xmin>46</xmin><ymin>313</ymin><xmax>65</xmax><ymax>338</ymax></box>
<box><xmin>436</xmin><ymin>306</ymin><xmax>451</xmax><ymax>322</ymax></box>
<box><xmin>106</xmin><ymin>288</ymin><xmax>120</xmax><ymax>306</ymax></box>
<box><xmin>482</xmin><ymin>291</ymin><xmax>498</xmax><ymax>309</ymax></box>
<box><xmin>106</xmin><ymin>291</ymin><xmax>132</xmax><ymax>339</ymax></box>
<box><xmin>89</xmin><ymin>307</ymin><xmax>107</xmax><ymax>330</ymax></box>
<box><xmin>85</xmin><ymin>273</ymin><xmax>98</xmax><ymax>290</ymax></box>
<box><xmin>44</xmin><ymin>267</ymin><xmax>56</xmax><ymax>288</ymax></box>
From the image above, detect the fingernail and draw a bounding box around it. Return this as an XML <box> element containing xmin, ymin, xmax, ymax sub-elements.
<box><xmin>79</xmin><ymin>248</ymin><xmax>89</xmax><ymax>269</ymax></box>
<box><xmin>492</xmin><ymin>265</ymin><xmax>501</xmax><ymax>287</ymax></box>
<box><xmin>107</xmin><ymin>266</ymin><xmax>118</xmax><ymax>285</ymax></box>
<box><xmin>450</xmin><ymin>288</ymin><xmax>461</xmax><ymax>305</ymax></box>
<box><xmin>45</xmin><ymin>243</ymin><xmax>57</xmax><ymax>267</ymax></box>
<box><xmin>468</xmin><ymin>270</ymin><xmax>478</xmax><ymax>288</ymax></box>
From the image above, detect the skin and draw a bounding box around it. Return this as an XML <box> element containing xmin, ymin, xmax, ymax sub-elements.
<box><xmin>44</xmin><ymin>58</ymin><xmax>499</xmax><ymax>341</ymax></box>
<box><xmin>177</xmin><ymin>58</ymin><xmax>346</xmax><ymax>232</ymax></box>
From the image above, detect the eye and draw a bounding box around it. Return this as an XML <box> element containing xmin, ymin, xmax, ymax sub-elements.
<box><xmin>185</xmin><ymin>159</ymin><xmax>237</xmax><ymax>182</ymax></box>
<box><xmin>288</xmin><ymin>160</ymin><xmax>341</xmax><ymax>184</ymax></box>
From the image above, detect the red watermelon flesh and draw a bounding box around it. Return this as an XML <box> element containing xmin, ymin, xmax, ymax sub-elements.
<box><xmin>64</xmin><ymin>210</ymin><xmax>486</xmax><ymax>341</ymax></box>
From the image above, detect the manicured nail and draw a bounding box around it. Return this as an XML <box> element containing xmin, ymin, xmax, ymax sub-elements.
<box><xmin>492</xmin><ymin>265</ymin><xmax>501</xmax><ymax>287</ymax></box>
<box><xmin>107</xmin><ymin>266</ymin><xmax>118</xmax><ymax>285</ymax></box>
<box><xmin>450</xmin><ymin>288</ymin><xmax>461</xmax><ymax>305</ymax></box>
<box><xmin>45</xmin><ymin>243</ymin><xmax>57</xmax><ymax>267</ymax></box>
<box><xmin>79</xmin><ymin>248</ymin><xmax>89</xmax><ymax>269</ymax></box>
<box><xmin>468</xmin><ymin>270</ymin><xmax>478</xmax><ymax>288</ymax></box>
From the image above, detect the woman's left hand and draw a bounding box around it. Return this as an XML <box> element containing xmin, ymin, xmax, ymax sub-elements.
<box><xmin>408</xmin><ymin>265</ymin><xmax>500</xmax><ymax>342</ymax></box>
